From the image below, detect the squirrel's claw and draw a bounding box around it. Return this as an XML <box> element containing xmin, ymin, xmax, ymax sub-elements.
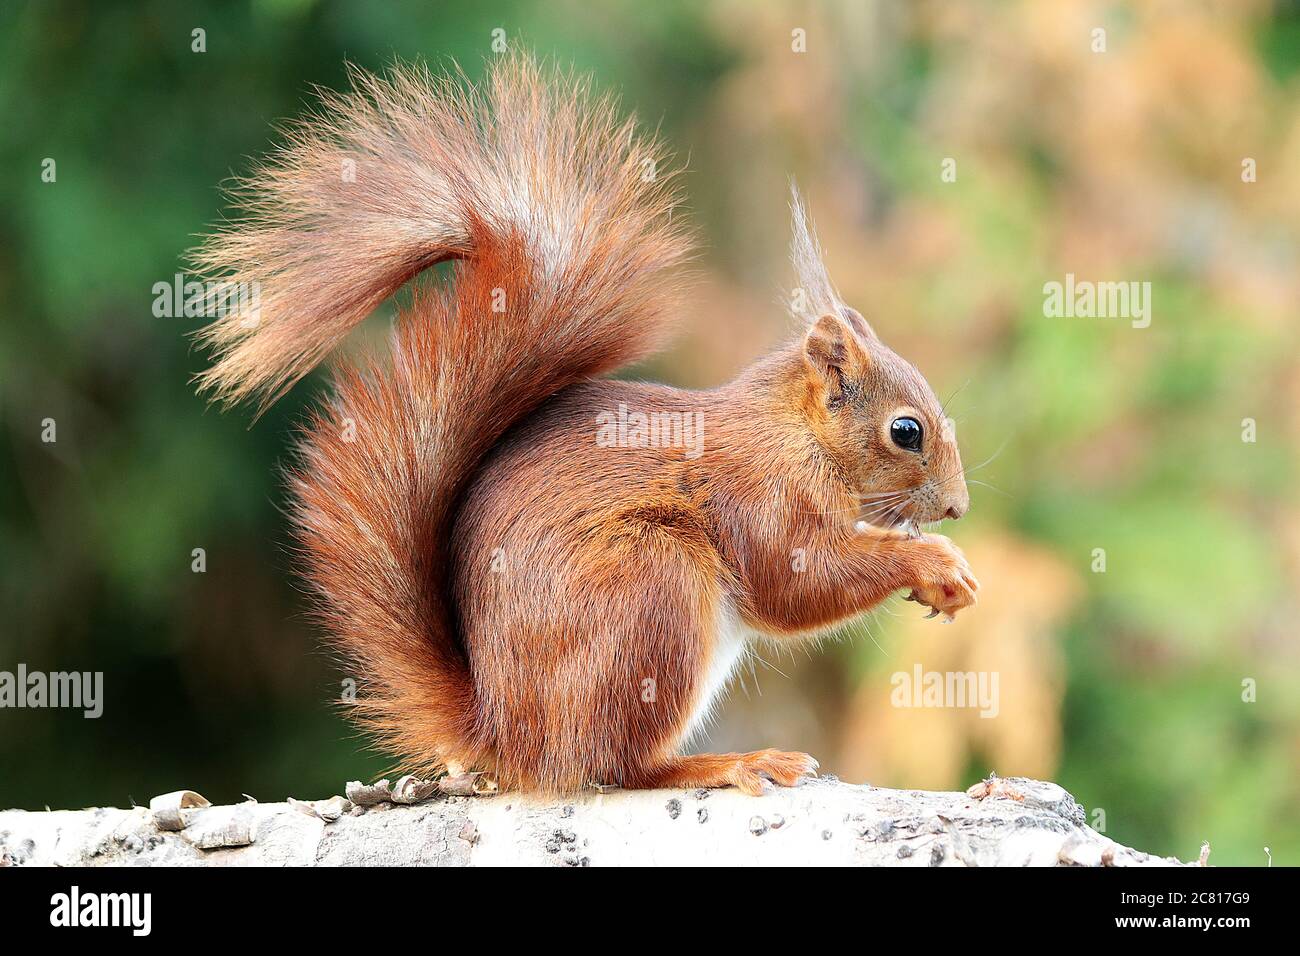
<box><xmin>900</xmin><ymin>533</ymin><xmax>979</xmax><ymax>622</ymax></box>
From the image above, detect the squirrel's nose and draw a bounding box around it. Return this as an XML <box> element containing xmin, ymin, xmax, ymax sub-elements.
<box><xmin>944</xmin><ymin>482</ymin><xmax>970</xmax><ymax>521</ymax></box>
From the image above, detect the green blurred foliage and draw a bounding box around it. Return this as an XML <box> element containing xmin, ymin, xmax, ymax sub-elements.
<box><xmin>1</xmin><ymin>0</ymin><xmax>1296</xmax><ymax>865</ymax></box>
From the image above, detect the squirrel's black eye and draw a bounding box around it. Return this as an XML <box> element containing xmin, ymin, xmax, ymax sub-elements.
<box><xmin>890</xmin><ymin>416</ymin><xmax>923</xmax><ymax>451</ymax></box>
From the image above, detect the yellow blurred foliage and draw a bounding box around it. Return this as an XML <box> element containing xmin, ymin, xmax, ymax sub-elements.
<box><xmin>839</xmin><ymin>533</ymin><xmax>1081</xmax><ymax>789</ymax></box>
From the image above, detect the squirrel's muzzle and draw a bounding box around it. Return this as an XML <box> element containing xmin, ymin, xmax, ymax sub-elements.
<box><xmin>943</xmin><ymin>482</ymin><xmax>970</xmax><ymax>521</ymax></box>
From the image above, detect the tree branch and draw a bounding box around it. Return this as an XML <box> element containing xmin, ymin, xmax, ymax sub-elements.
<box><xmin>0</xmin><ymin>775</ymin><xmax>1188</xmax><ymax>867</ymax></box>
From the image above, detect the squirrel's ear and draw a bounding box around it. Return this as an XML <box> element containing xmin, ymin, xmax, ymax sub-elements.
<box><xmin>840</xmin><ymin>305</ymin><xmax>879</xmax><ymax>345</ymax></box>
<box><xmin>803</xmin><ymin>313</ymin><xmax>870</xmax><ymax>407</ymax></box>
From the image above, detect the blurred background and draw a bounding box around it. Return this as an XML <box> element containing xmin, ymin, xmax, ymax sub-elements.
<box><xmin>1</xmin><ymin>0</ymin><xmax>1297</xmax><ymax>865</ymax></box>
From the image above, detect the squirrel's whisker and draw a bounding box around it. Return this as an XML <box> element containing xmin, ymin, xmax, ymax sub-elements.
<box><xmin>966</xmin><ymin>477</ymin><xmax>1010</xmax><ymax>498</ymax></box>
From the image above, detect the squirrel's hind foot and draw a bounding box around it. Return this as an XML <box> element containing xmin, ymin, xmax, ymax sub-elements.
<box><xmin>636</xmin><ymin>749</ymin><xmax>818</xmax><ymax>796</ymax></box>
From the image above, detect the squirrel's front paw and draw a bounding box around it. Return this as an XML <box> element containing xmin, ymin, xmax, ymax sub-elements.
<box><xmin>902</xmin><ymin>533</ymin><xmax>979</xmax><ymax>621</ymax></box>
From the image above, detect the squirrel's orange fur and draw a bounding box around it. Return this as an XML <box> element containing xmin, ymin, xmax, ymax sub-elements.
<box><xmin>194</xmin><ymin>55</ymin><xmax>977</xmax><ymax>795</ymax></box>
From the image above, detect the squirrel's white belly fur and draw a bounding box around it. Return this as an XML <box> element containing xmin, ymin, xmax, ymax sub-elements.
<box><xmin>682</xmin><ymin>598</ymin><xmax>752</xmax><ymax>743</ymax></box>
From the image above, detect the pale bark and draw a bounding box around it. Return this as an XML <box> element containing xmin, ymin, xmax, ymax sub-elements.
<box><xmin>0</xmin><ymin>775</ymin><xmax>1188</xmax><ymax>867</ymax></box>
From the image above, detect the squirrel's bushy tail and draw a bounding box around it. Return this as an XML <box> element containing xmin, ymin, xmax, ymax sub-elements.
<box><xmin>193</xmin><ymin>55</ymin><xmax>691</xmax><ymax>772</ymax></box>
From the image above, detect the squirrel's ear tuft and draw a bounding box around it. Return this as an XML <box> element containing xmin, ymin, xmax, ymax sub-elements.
<box><xmin>804</xmin><ymin>313</ymin><xmax>870</xmax><ymax>407</ymax></box>
<box><xmin>789</xmin><ymin>186</ymin><xmax>843</xmax><ymax>323</ymax></box>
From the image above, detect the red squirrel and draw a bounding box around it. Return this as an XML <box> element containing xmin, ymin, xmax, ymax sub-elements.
<box><xmin>193</xmin><ymin>56</ymin><xmax>977</xmax><ymax>795</ymax></box>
